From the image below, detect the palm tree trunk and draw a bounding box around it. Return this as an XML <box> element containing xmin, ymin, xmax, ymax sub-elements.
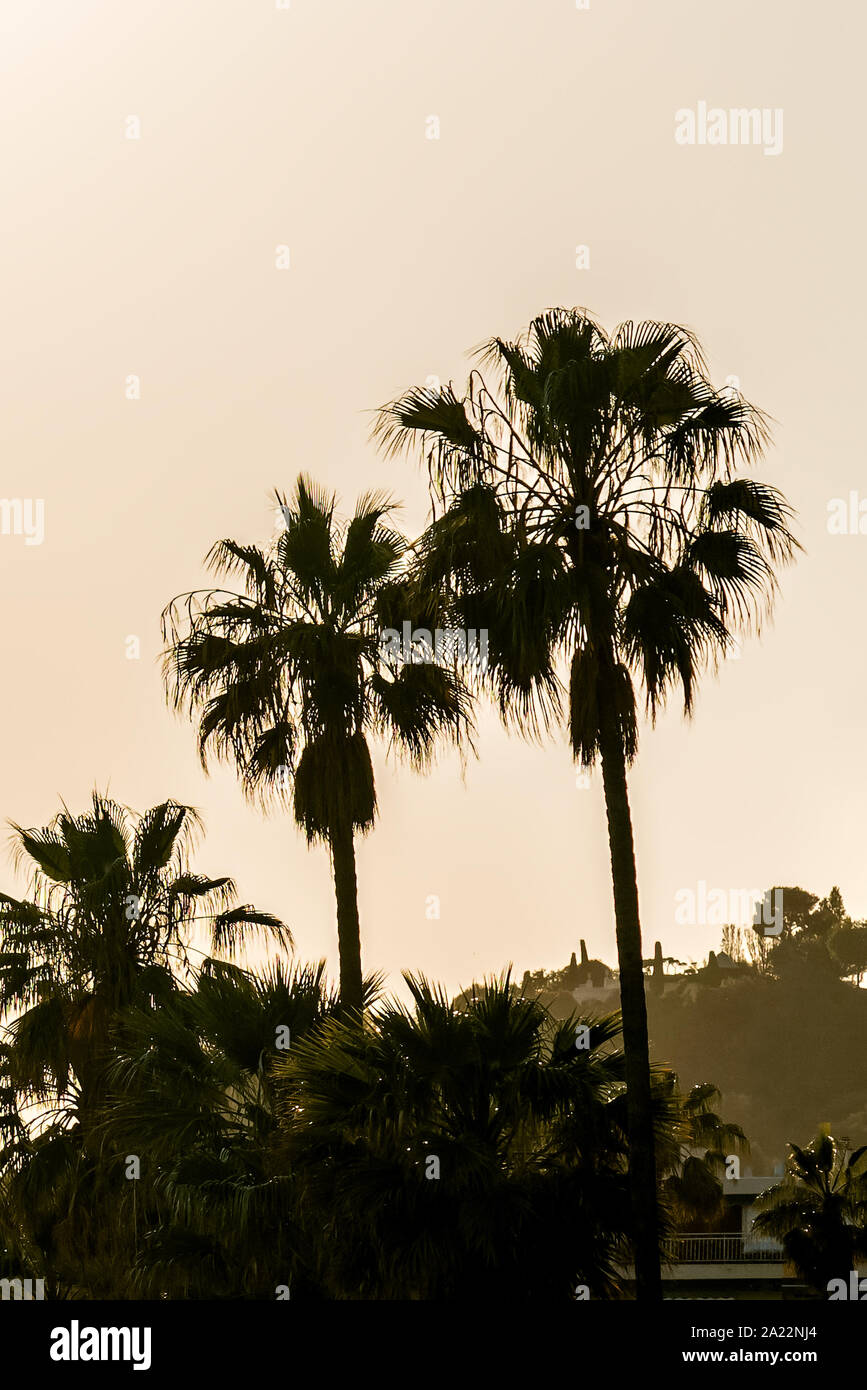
<box><xmin>597</xmin><ymin>699</ymin><xmax>662</xmax><ymax>1301</ymax></box>
<box><xmin>330</xmin><ymin>817</ymin><xmax>364</xmax><ymax>1016</ymax></box>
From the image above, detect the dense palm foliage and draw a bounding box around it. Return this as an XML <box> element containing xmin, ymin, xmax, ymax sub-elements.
<box><xmin>0</xmin><ymin>794</ymin><xmax>288</xmax><ymax>1297</ymax></box>
<box><xmin>752</xmin><ymin>1129</ymin><xmax>867</xmax><ymax>1291</ymax></box>
<box><xmin>375</xmin><ymin>308</ymin><xmax>799</xmax><ymax>1296</ymax></box>
<box><xmin>271</xmin><ymin>975</ymin><xmax>743</xmax><ymax>1299</ymax></box>
<box><xmin>2</xmin><ymin>899</ymin><xmax>749</xmax><ymax>1300</ymax></box>
<box><xmin>657</xmin><ymin>1081</ymin><xmax>749</xmax><ymax>1225</ymax></box>
<box><xmin>276</xmin><ymin>975</ymin><xmax>631</xmax><ymax>1298</ymax></box>
<box><xmin>99</xmin><ymin>957</ymin><xmax>344</xmax><ymax>1298</ymax></box>
<box><xmin>163</xmin><ymin>476</ymin><xmax>474</xmax><ymax>1014</ymax></box>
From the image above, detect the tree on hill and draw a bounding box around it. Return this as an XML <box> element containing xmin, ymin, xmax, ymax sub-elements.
<box><xmin>830</xmin><ymin>924</ymin><xmax>867</xmax><ymax>986</ymax></box>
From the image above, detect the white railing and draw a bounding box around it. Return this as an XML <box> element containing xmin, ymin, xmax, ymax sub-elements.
<box><xmin>664</xmin><ymin>1234</ymin><xmax>784</xmax><ymax>1264</ymax></box>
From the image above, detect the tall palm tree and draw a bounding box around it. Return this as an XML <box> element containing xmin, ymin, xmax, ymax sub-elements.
<box><xmin>752</xmin><ymin>1128</ymin><xmax>867</xmax><ymax>1292</ymax></box>
<box><xmin>162</xmin><ymin>476</ymin><xmax>474</xmax><ymax>1014</ymax></box>
<box><xmin>374</xmin><ymin>309</ymin><xmax>799</xmax><ymax>1297</ymax></box>
<box><xmin>0</xmin><ymin>792</ymin><xmax>286</xmax><ymax>1295</ymax></box>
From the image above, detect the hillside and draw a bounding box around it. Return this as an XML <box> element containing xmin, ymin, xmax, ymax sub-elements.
<box><xmin>646</xmin><ymin>964</ymin><xmax>867</xmax><ymax>1171</ymax></box>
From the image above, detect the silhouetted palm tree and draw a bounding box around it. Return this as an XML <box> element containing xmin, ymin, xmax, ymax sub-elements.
<box><xmin>374</xmin><ymin>309</ymin><xmax>799</xmax><ymax>1297</ymax></box>
<box><xmin>752</xmin><ymin>1128</ymin><xmax>867</xmax><ymax>1292</ymax></box>
<box><xmin>656</xmin><ymin>1080</ymin><xmax>749</xmax><ymax>1227</ymax></box>
<box><xmin>278</xmin><ymin>974</ymin><xmax>633</xmax><ymax>1299</ymax></box>
<box><xmin>162</xmin><ymin>476</ymin><xmax>474</xmax><ymax>1014</ymax></box>
<box><xmin>0</xmin><ymin>792</ymin><xmax>286</xmax><ymax>1295</ymax></box>
<box><xmin>103</xmin><ymin>956</ymin><xmax>344</xmax><ymax>1298</ymax></box>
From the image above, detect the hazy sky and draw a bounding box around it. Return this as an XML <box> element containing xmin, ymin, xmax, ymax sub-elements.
<box><xmin>1</xmin><ymin>0</ymin><xmax>864</xmax><ymax>998</ymax></box>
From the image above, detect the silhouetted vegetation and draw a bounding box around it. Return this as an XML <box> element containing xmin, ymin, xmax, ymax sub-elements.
<box><xmin>752</xmin><ymin>1129</ymin><xmax>867</xmax><ymax>1292</ymax></box>
<box><xmin>647</xmin><ymin>887</ymin><xmax>867</xmax><ymax>1171</ymax></box>
<box><xmin>1</xmin><ymin>861</ymin><xmax>748</xmax><ymax>1299</ymax></box>
<box><xmin>8</xmin><ymin>308</ymin><xmax>860</xmax><ymax>1304</ymax></box>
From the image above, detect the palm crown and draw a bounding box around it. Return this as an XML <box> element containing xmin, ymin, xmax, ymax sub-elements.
<box><xmin>376</xmin><ymin>309</ymin><xmax>798</xmax><ymax>742</ymax></box>
<box><xmin>0</xmin><ymin>793</ymin><xmax>286</xmax><ymax>1108</ymax></box>
<box><xmin>752</xmin><ymin>1128</ymin><xmax>867</xmax><ymax>1290</ymax></box>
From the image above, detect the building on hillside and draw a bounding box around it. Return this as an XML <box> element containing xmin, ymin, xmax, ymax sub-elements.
<box><xmin>565</xmin><ymin>939</ymin><xmax>617</xmax><ymax>997</ymax></box>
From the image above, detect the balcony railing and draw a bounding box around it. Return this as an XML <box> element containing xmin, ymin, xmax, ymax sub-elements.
<box><xmin>664</xmin><ymin>1234</ymin><xmax>784</xmax><ymax>1264</ymax></box>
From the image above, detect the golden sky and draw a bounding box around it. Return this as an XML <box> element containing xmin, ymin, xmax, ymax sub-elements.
<box><xmin>1</xmin><ymin>0</ymin><xmax>863</xmax><ymax>994</ymax></box>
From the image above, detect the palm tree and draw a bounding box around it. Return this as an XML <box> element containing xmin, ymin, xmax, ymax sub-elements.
<box><xmin>278</xmin><ymin>974</ymin><xmax>634</xmax><ymax>1299</ymax></box>
<box><xmin>162</xmin><ymin>476</ymin><xmax>474</xmax><ymax>1014</ymax></box>
<box><xmin>374</xmin><ymin>308</ymin><xmax>799</xmax><ymax>1297</ymax></box>
<box><xmin>0</xmin><ymin>793</ymin><xmax>286</xmax><ymax>1118</ymax></box>
<box><xmin>752</xmin><ymin>1128</ymin><xmax>867</xmax><ymax>1292</ymax></box>
<box><xmin>102</xmin><ymin>956</ymin><xmax>345</xmax><ymax>1298</ymax></box>
<box><xmin>0</xmin><ymin>792</ymin><xmax>287</xmax><ymax>1295</ymax></box>
<box><xmin>656</xmin><ymin>1081</ymin><xmax>749</xmax><ymax>1229</ymax></box>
